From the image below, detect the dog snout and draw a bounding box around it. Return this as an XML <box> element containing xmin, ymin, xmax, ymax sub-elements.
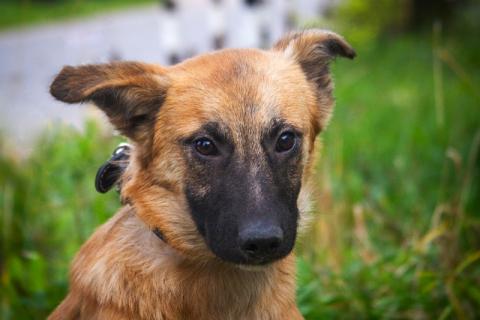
<box><xmin>239</xmin><ymin>224</ymin><xmax>284</xmax><ymax>262</ymax></box>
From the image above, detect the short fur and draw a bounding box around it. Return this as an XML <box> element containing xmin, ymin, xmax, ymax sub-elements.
<box><xmin>48</xmin><ymin>29</ymin><xmax>354</xmax><ymax>320</ymax></box>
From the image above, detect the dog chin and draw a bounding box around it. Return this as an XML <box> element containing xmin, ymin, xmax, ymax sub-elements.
<box><xmin>235</xmin><ymin>263</ymin><xmax>272</xmax><ymax>272</ymax></box>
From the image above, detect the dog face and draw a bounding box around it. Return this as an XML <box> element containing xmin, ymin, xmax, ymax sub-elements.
<box><xmin>50</xmin><ymin>30</ymin><xmax>354</xmax><ymax>266</ymax></box>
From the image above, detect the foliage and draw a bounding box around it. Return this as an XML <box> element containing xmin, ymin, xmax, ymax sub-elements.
<box><xmin>0</xmin><ymin>122</ymin><xmax>122</xmax><ymax>319</ymax></box>
<box><xmin>0</xmin><ymin>33</ymin><xmax>479</xmax><ymax>319</ymax></box>
<box><xmin>316</xmin><ymin>0</ymin><xmax>479</xmax><ymax>45</ymax></box>
<box><xmin>296</xmin><ymin>32</ymin><xmax>480</xmax><ymax>319</ymax></box>
<box><xmin>0</xmin><ymin>0</ymin><xmax>156</xmax><ymax>30</ymax></box>
<box><xmin>332</xmin><ymin>0</ymin><xmax>410</xmax><ymax>43</ymax></box>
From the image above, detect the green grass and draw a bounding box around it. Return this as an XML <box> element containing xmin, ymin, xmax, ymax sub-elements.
<box><xmin>0</xmin><ymin>0</ymin><xmax>157</xmax><ymax>30</ymax></box>
<box><xmin>0</xmin><ymin>122</ymin><xmax>123</xmax><ymax>319</ymax></box>
<box><xmin>296</xmin><ymin>33</ymin><xmax>480</xmax><ymax>318</ymax></box>
<box><xmin>0</xmin><ymin>33</ymin><xmax>479</xmax><ymax>319</ymax></box>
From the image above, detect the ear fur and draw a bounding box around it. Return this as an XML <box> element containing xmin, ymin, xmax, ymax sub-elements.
<box><xmin>273</xmin><ymin>29</ymin><xmax>355</xmax><ymax>130</ymax></box>
<box><xmin>50</xmin><ymin>62</ymin><xmax>170</xmax><ymax>143</ymax></box>
<box><xmin>273</xmin><ymin>29</ymin><xmax>355</xmax><ymax>90</ymax></box>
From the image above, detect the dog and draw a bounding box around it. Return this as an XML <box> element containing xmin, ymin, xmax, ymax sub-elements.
<box><xmin>48</xmin><ymin>29</ymin><xmax>355</xmax><ymax>319</ymax></box>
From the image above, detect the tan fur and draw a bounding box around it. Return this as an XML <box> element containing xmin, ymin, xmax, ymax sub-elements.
<box><xmin>49</xmin><ymin>30</ymin><xmax>354</xmax><ymax>319</ymax></box>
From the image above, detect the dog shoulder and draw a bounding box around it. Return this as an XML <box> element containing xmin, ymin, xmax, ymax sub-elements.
<box><xmin>57</xmin><ymin>206</ymin><xmax>177</xmax><ymax>318</ymax></box>
<box><xmin>48</xmin><ymin>291</ymin><xmax>133</xmax><ymax>320</ymax></box>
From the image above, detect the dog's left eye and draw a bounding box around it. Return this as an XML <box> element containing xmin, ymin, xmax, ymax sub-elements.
<box><xmin>276</xmin><ymin>132</ymin><xmax>296</xmax><ymax>152</ymax></box>
<box><xmin>194</xmin><ymin>138</ymin><xmax>219</xmax><ymax>156</ymax></box>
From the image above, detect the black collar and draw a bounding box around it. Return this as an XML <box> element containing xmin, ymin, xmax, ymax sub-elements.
<box><xmin>152</xmin><ymin>228</ymin><xmax>166</xmax><ymax>242</ymax></box>
<box><xmin>95</xmin><ymin>144</ymin><xmax>166</xmax><ymax>244</ymax></box>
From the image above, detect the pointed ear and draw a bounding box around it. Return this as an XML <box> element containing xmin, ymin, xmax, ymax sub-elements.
<box><xmin>50</xmin><ymin>62</ymin><xmax>170</xmax><ymax>143</ymax></box>
<box><xmin>273</xmin><ymin>30</ymin><xmax>355</xmax><ymax>88</ymax></box>
<box><xmin>273</xmin><ymin>29</ymin><xmax>355</xmax><ymax>130</ymax></box>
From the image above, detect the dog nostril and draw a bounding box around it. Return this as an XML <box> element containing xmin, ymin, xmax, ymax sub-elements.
<box><xmin>241</xmin><ymin>237</ymin><xmax>282</xmax><ymax>257</ymax></box>
<box><xmin>269</xmin><ymin>240</ymin><xmax>280</xmax><ymax>250</ymax></box>
<box><xmin>239</xmin><ymin>226</ymin><xmax>284</xmax><ymax>258</ymax></box>
<box><xmin>245</xmin><ymin>243</ymin><xmax>258</xmax><ymax>253</ymax></box>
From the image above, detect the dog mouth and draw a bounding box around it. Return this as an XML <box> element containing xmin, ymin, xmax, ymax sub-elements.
<box><xmin>204</xmin><ymin>232</ymin><xmax>295</xmax><ymax>267</ymax></box>
<box><xmin>239</xmin><ymin>256</ymin><xmax>282</xmax><ymax>266</ymax></box>
<box><xmin>237</xmin><ymin>245</ymin><xmax>291</xmax><ymax>266</ymax></box>
<box><xmin>236</xmin><ymin>262</ymin><xmax>275</xmax><ymax>272</ymax></box>
<box><xmin>213</xmin><ymin>248</ymin><xmax>289</xmax><ymax>267</ymax></box>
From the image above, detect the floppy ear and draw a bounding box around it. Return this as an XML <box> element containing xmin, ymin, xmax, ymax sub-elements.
<box><xmin>50</xmin><ymin>62</ymin><xmax>170</xmax><ymax>143</ymax></box>
<box><xmin>273</xmin><ymin>29</ymin><xmax>355</xmax><ymax>91</ymax></box>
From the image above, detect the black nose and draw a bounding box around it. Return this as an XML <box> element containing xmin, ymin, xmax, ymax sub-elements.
<box><xmin>239</xmin><ymin>225</ymin><xmax>284</xmax><ymax>260</ymax></box>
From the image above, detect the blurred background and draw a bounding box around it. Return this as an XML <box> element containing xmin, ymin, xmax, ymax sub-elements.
<box><xmin>0</xmin><ymin>0</ymin><xmax>479</xmax><ymax>319</ymax></box>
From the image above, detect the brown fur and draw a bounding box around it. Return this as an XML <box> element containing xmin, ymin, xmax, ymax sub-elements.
<box><xmin>48</xmin><ymin>30</ymin><xmax>354</xmax><ymax>319</ymax></box>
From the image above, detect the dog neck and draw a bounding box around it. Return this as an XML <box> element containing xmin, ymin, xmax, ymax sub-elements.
<box><xmin>69</xmin><ymin>206</ymin><xmax>298</xmax><ymax>318</ymax></box>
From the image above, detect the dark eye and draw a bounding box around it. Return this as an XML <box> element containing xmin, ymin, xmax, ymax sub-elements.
<box><xmin>276</xmin><ymin>132</ymin><xmax>296</xmax><ymax>152</ymax></box>
<box><xmin>194</xmin><ymin>138</ymin><xmax>218</xmax><ymax>156</ymax></box>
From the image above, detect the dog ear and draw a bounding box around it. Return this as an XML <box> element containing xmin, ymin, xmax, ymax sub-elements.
<box><xmin>273</xmin><ymin>30</ymin><xmax>355</xmax><ymax>131</ymax></box>
<box><xmin>273</xmin><ymin>29</ymin><xmax>355</xmax><ymax>92</ymax></box>
<box><xmin>50</xmin><ymin>62</ymin><xmax>170</xmax><ymax>143</ymax></box>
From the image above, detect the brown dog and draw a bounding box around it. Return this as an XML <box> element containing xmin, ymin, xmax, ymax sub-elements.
<box><xmin>48</xmin><ymin>29</ymin><xmax>354</xmax><ymax>319</ymax></box>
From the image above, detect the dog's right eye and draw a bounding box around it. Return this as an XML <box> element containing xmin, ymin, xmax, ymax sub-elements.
<box><xmin>275</xmin><ymin>131</ymin><xmax>296</xmax><ymax>153</ymax></box>
<box><xmin>194</xmin><ymin>138</ymin><xmax>218</xmax><ymax>156</ymax></box>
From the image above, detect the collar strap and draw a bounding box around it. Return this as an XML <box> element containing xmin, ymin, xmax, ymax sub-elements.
<box><xmin>95</xmin><ymin>145</ymin><xmax>167</xmax><ymax>244</ymax></box>
<box><xmin>152</xmin><ymin>228</ymin><xmax>167</xmax><ymax>242</ymax></box>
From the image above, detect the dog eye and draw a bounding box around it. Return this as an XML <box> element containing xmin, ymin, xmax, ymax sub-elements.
<box><xmin>194</xmin><ymin>138</ymin><xmax>218</xmax><ymax>156</ymax></box>
<box><xmin>276</xmin><ymin>132</ymin><xmax>296</xmax><ymax>152</ymax></box>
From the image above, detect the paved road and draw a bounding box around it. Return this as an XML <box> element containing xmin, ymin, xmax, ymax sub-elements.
<box><xmin>0</xmin><ymin>1</ymin><xmax>330</xmax><ymax>154</ymax></box>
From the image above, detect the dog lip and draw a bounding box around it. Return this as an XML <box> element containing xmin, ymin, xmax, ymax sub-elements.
<box><xmin>232</xmin><ymin>248</ymin><xmax>289</xmax><ymax>266</ymax></box>
<box><xmin>243</xmin><ymin>258</ymin><xmax>274</xmax><ymax>266</ymax></box>
<box><xmin>208</xmin><ymin>243</ymin><xmax>287</xmax><ymax>266</ymax></box>
<box><xmin>243</xmin><ymin>254</ymin><xmax>285</xmax><ymax>266</ymax></box>
<box><xmin>236</xmin><ymin>262</ymin><xmax>272</xmax><ymax>272</ymax></box>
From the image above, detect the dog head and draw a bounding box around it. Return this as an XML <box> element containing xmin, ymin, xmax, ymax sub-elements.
<box><xmin>50</xmin><ymin>30</ymin><xmax>354</xmax><ymax>266</ymax></box>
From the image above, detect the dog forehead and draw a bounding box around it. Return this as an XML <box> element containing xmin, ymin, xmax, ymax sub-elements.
<box><xmin>159</xmin><ymin>49</ymin><xmax>316</xmax><ymax>138</ymax></box>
